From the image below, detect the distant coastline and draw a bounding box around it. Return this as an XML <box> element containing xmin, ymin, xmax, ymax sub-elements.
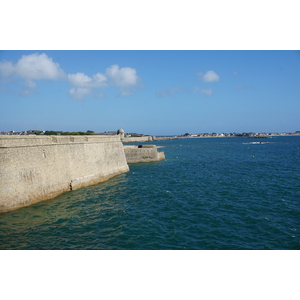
<box><xmin>1</xmin><ymin>129</ymin><xmax>299</xmax><ymax>139</ymax></box>
<box><xmin>171</xmin><ymin>131</ymin><xmax>300</xmax><ymax>139</ymax></box>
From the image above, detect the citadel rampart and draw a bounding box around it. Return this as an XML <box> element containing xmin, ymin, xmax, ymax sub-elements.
<box><xmin>0</xmin><ymin>135</ymin><xmax>129</xmax><ymax>212</ymax></box>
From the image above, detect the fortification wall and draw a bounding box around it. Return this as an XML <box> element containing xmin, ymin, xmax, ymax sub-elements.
<box><xmin>124</xmin><ymin>145</ymin><xmax>165</xmax><ymax>163</ymax></box>
<box><xmin>0</xmin><ymin>135</ymin><xmax>129</xmax><ymax>212</ymax></box>
<box><xmin>122</xmin><ymin>136</ymin><xmax>153</xmax><ymax>143</ymax></box>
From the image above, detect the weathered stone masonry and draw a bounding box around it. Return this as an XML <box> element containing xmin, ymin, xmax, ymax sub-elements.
<box><xmin>0</xmin><ymin>135</ymin><xmax>129</xmax><ymax>212</ymax></box>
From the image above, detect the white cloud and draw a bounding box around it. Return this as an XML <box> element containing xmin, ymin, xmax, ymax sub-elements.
<box><xmin>199</xmin><ymin>70</ymin><xmax>220</xmax><ymax>82</ymax></box>
<box><xmin>68</xmin><ymin>72</ymin><xmax>107</xmax><ymax>88</ymax></box>
<box><xmin>67</xmin><ymin>65</ymin><xmax>139</xmax><ymax>98</ymax></box>
<box><xmin>68</xmin><ymin>88</ymin><xmax>92</xmax><ymax>101</ymax></box>
<box><xmin>0</xmin><ymin>53</ymin><xmax>65</xmax><ymax>95</ymax></box>
<box><xmin>0</xmin><ymin>53</ymin><xmax>65</xmax><ymax>80</ymax></box>
<box><xmin>14</xmin><ymin>53</ymin><xmax>65</xmax><ymax>80</ymax></box>
<box><xmin>0</xmin><ymin>54</ymin><xmax>141</xmax><ymax>100</ymax></box>
<box><xmin>194</xmin><ymin>87</ymin><xmax>213</xmax><ymax>96</ymax></box>
<box><xmin>106</xmin><ymin>64</ymin><xmax>138</xmax><ymax>87</ymax></box>
<box><xmin>92</xmin><ymin>73</ymin><xmax>107</xmax><ymax>87</ymax></box>
<box><xmin>67</xmin><ymin>72</ymin><xmax>107</xmax><ymax>99</ymax></box>
<box><xmin>105</xmin><ymin>64</ymin><xmax>139</xmax><ymax>96</ymax></box>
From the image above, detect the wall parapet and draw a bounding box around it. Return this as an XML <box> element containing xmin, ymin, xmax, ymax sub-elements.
<box><xmin>0</xmin><ymin>135</ymin><xmax>120</xmax><ymax>148</ymax></box>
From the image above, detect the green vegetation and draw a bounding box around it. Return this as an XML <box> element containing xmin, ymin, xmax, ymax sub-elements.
<box><xmin>60</xmin><ymin>131</ymin><xmax>85</xmax><ymax>135</ymax></box>
<box><xmin>44</xmin><ymin>130</ymin><xmax>96</xmax><ymax>136</ymax></box>
<box><xmin>44</xmin><ymin>131</ymin><xmax>58</xmax><ymax>135</ymax></box>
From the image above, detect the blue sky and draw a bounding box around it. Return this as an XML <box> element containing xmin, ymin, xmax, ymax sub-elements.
<box><xmin>1</xmin><ymin>50</ymin><xmax>299</xmax><ymax>135</ymax></box>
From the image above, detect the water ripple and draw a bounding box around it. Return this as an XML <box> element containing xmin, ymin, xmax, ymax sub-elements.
<box><xmin>1</xmin><ymin>137</ymin><xmax>300</xmax><ymax>249</ymax></box>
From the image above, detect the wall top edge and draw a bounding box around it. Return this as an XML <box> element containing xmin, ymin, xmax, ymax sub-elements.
<box><xmin>0</xmin><ymin>135</ymin><xmax>121</xmax><ymax>148</ymax></box>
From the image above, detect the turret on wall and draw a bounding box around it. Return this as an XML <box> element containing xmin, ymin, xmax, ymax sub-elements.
<box><xmin>117</xmin><ymin>128</ymin><xmax>125</xmax><ymax>140</ymax></box>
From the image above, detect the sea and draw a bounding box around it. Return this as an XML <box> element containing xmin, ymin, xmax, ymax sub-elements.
<box><xmin>0</xmin><ymin>136</ymin><xmax>299</xmax><ymax>250</ymax></box>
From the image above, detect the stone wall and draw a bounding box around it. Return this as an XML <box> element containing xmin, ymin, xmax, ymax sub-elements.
<box><xmin>0</xmin><ymin>135</ymin><xmax>129</xmax><ymax>212</ymax></box>
<box><xmin>123</xmin><ymin>145</ymin><xmax>165</xmax><ymax>163</ymax></box>
<box><xmin>122</xmin><ymin>136</ymin><xmax>154</xmax><ymax>143</ymax></box>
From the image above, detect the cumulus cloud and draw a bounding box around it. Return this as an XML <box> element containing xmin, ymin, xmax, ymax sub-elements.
<box><xmin>0</xmin><ymin>53</ymin><xmax>141</xmax><ymax>100</ymax></box>
<box><xmin>106</xmin><ymin>64</ymin><xmax>138</xmax><ymax>87</ymax></box>
<box><xmin>68</xmin><ymin>72</ymin><xmax>107</xmax><ymax>88</ymax></box>
<box><xmin>67</xmin><ymin>72</ymin><xmax>107</xmax><ymax>99</ymax></box>
<box><xmin>16</xmin><ymin>53</ymin><xmax>65</xmax><ymax>80</ymax></box>
<box><xmin>198</xmin><ymin>70</ymin><xmax>220</xmax><ymax>82</ymax></box>
<box><xmin>105</xmin><ymin>64</ymin><xmax>139</xmax><ymax>96</ymax></box>
<box><xmin>0</xmin><ymin>53</ymin><xmax>65</xmax><ymax>80</ymax></box>
<box><xmin>156</xmin><ymin>86</ymin><xmax>182</xmax><ymax>97</ymax></box>
<box><xmin>194</xmin><ymin>87</ymin><xmax>213</xmax><ymax>96</ymax></box>
<box><xmin>67</xmin><ymin>65</ymin><xmax>140</xmax><ymax>99</ymax></box>
<box><xmin>0</xmin><ymin>53</ymin><xmax>65</xmax><ymax>95</ymax></box>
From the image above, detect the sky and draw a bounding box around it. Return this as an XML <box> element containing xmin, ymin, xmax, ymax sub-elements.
<box><xmin>0</xmin><ymin>50</ymin><xmax>299</xmax><ymax>136</ymax></box>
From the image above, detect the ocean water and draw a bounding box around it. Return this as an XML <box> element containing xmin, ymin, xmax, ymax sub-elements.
<box><xmin>0</xmin><ymin>136</ymin><xmax>299</xmax><ymax>250</ymax></box>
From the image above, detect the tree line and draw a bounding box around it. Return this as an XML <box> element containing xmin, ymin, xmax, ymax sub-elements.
<box><xmin>42</xmin><ymin>130</ymin><xmax>95</xmax><ymax>135</ymax></box>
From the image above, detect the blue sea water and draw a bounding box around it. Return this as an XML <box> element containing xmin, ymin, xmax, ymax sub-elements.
<box><xmin>0</xmin><ymin>136</ymin><xmax>299</xmax><ymax>250</ymax></box>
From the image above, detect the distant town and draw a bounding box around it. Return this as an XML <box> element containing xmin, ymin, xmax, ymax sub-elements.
<box><xmin>174</xmin><ymin>131</ymin><xmax>300</xmax><ymax>138</ymax></box>
<box><xmin>1</xmin><ymin>129</ymin><xmax>300</xmax><ymax>138</ymax></box>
